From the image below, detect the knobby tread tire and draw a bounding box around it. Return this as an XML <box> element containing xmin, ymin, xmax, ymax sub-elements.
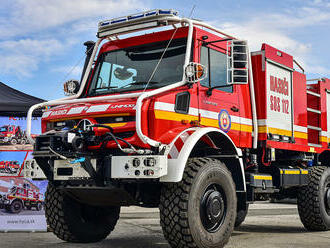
<box><xmin>297</xmin><ymin>166</ymin><xmax>330</xmax><ymax>231</ymax></box>
<box><xmin>45</xmin><ymin>183</ymin><xmax>120</xmax><ymax>243</ymax></box>
<box><xmin>159</xmin><ymin>157</ymin><xmax>236</xmax><ymax>248</ymax></box>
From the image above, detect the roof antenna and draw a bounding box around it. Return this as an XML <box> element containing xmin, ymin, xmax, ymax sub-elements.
<box><xmin>188</xmin><ymin>5</ymin><xmax>196</xmax><ymax>18</ymax></box>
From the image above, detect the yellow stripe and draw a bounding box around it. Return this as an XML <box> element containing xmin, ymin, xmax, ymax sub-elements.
<box><xmin>254</xmin><ymin>175</ymin><xmax>272</xmax><ymax>180</ymax></box>
<box><xmin>301</xmin><ymin>170</ymin><xmax>309</xmax><ymax>175</ymax></box>
<box><xmin>100</xmin><ymin>123</ymin><xmax>127</xmax><ymax>128</ymax></box>
<box><xmin>294</xmin><ymin>131</ymin><xmax>308</xmax><ymax>139</ymax></box>
<box><xmin>200</xmin><ymin>117</ymin><xmax>218</xmax><ymax>127</ymax></box>
<box><xmin>154</xmin><ymin>110</ymin><xmax>198</xmax><ymax>122</ymax></box>
<box><xmin>283</xmin><ymin>170</ymin><xmax>301</xmax><ymax>175</ymax></box>
<box><xmin>320</xmin><ymin>136</ymin><xmax>328</xmax><ymax>143</ymax></box>
<box><xmin>241</xmin><ymin>124</ymin><xmax>253</xmax><ymax>132</ymax></box>
<box><xmin>258</xmin><ymin>126</ymin><xmax>267</xmax><ymax>133</ymax></box>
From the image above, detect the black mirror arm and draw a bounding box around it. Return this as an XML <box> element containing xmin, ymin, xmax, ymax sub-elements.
<box><xmin>206</xmin><ymin>84</ymin><xmax>231</xmax><ymax>96</ymax></box>
<box><xmin>202</xmin><ymin>38</ymin><xmax>233</xmax><ymax>46</ymax></box>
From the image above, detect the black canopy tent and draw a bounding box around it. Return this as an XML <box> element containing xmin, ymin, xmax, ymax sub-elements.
<box><xmin>0</xmin><ymin>82</ymin><xmax>45</xmax><ymax>116</ymax></box>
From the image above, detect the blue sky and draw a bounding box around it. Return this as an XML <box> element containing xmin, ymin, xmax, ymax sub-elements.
<box><xmin>0</xmin><ymin>0</ymin><xmax>329</xmax><ymax>100</ymax></box>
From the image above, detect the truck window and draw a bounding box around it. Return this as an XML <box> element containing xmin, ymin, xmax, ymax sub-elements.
<box><xmin>200</xmin><ymin>46</ymin><xmax>233</xmax><ymax>93</ymax></box>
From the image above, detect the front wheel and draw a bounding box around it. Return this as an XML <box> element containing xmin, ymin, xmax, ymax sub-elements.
<box><xmin>45</xmin><ymin>183</ymin><xmax>120</xmax><ymax>243</ymax></box>
<box><xmin>9</xmin><ymin>200</ymin><xmax>23</xmax><ymax>214</ymax></box>
<box><xmin>297</xmin><ymin>166</ymin><xmax>330</xmax><ymax>231</ymax></box>
<box><xmin>160</xmin><ymin>158</ymin><xmax>237</xmax><ymax>248</ymax></box>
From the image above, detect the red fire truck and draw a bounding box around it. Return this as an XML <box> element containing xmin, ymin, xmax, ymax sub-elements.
<box><xmin>0</xmin><ymin>161</ymin><xmax>21</xmax><ymax>174</ymax></box>
<box><xmin>24</xmin><ymin>10</ymin><xmax>330</xmax><ymax>248</ymax></box>
<box><xmin>0</xmin><ymin>125</ymin><xmax>28</xmax><ymax>145</ymax></box>
<box><xmin>0</xmin><ymin>185</ymin><xmax>43</xmax><ymax>213</ymax></box>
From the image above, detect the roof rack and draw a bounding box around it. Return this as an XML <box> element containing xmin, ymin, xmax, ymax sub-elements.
<box><xmin>97</xmin><ymin>9</ymin><xmax>180</xmax><ymax>38</ymax></box>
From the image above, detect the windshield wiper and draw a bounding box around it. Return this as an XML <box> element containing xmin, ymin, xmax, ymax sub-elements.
<box><xmin>121</xmin><ymin>81</ymin><xmax>159</xmax><ymax>88</ymax></box>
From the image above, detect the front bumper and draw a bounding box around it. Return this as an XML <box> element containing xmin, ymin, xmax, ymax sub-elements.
<box><xmin>24</xmin><ymin>155</ymin><xmax>168</xmax><ymax>181</ymax></box>
<box><xmin>0</xmin><ymin>137</ymin><xmax>9</xmax><ymax>143</ymax></box>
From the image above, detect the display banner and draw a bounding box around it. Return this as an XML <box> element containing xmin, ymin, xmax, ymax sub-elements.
<box><xmin>0</xmin><ymin>116</ymin><xmax>41</xmax><ymax>151</ymax></box>
<box><xmin>0</xmin><ymin>116</ymin><xmax>47</xmax><ymax>232</ymax></box>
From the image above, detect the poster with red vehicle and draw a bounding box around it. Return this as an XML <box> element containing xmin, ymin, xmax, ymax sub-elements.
<box><xmin>0</xmin><ymin>116</ymin><xmax>41</xmax><ymax>151</ymax></box>
<box><xmin>0</xmin><ymin>116</ymin><xmax>48</xmax><ymax>231</ymax></box>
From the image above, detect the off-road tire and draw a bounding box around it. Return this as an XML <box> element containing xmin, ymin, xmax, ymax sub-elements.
<box><xmin>159</xmin><ymin>157</ymin><xmax>237</xmax><ymax>248</ymax></box>
<box><xmin>297</xmin><ymin>166</ymin><xmax>330</xmax><ymax>231</ymax></box>
<box><xmin>10</xmin><ymin>139</ymin><xmax>18</xmax><ymax>145</ymax></box>
<box><xmin>234</xmin><ymin>204</ymin><xmax>249</xmax><ymax>228</ymax></box>
<box><xmin>45</xmin><ymin>183</ymin><xmax>120</xmax><ymax>243</ymax></box>
<box><xmin>9</xmin><ymin>200</ymin><xmax>23</xmax><ymax>214</ymax></box>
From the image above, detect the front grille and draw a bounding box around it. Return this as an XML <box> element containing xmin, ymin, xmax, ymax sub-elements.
<box><xmin>35</xmin><ymin>135</ymin><xmax>63</xmax><ymax>152</ymax></box>
<box><xmin>115</xmin><ymin>131</ymin><xmax>135</xmax><ymax>139</ymax></box>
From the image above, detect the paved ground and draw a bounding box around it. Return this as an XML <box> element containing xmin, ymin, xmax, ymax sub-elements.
<box><xmin>1</xmin><ymin>202</ymin><xmax>330</xmax><ymax>248</ymax></box>
<box><xmin>0</xmin><ymin>209</ymin><xmax>45</xmax><ymax>216</ymax></box>
<box><xmin>0</xmin><ymin>144</ymin><xmax>32</xmax><ymax>150</ymax></box>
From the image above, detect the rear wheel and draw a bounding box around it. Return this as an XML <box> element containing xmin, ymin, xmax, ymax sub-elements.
<box><xmin>36</xmin><ymin>202</ymin><xmax>42</xmax><ymax>211</ymax></box>
<box><xmin>45</xmin><ymin>183</ymin><xmax>120</xmax><ymax>243</ymax></box>
<box><xmin>297</xmin><ymin>166</ymin><xmax>330</xmax><ymax>231</ymax></box>
<box><xmin>10</xmin><ymin>139</ymin><xmax>18</xmax><ymax>145</ymax></box>
<box><xmin>159</xmin><ymin>158</ymin><xmax>237</xmax><ymax>248</ymax></box>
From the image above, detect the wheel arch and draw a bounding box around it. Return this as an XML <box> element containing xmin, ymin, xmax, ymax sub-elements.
<box><xmin>319</xmin><ymin>150</ymin><xmax>330</xmax><ymax>166</ymax></box>
<box><xmin>161</xmin><ymin>127</ymin><xmax>246</xmax><ymax>192</ymax></box>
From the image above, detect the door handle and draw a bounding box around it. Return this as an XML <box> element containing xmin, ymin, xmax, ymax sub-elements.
<box><xmin>230</xmin><ymin>106</ymin><xmax>239</xmax><ymax>112</ymax></box>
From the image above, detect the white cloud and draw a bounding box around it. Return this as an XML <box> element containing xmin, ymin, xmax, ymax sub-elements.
<box><xmin>212</xmin><ymin>5</ymin><xmax>330</xmax><ymax>76</ymax></box>
<box><xmin>52</xmin><ymin>65</ymin><xmax>84</xmax><ymax>79</ymax></box>
<box><xmin>0</xmin><ymin>0</ymin><xmax>146</xmax><ymax>38</ymax></box>
<box><xmin>0</xmin><ymin>0</ymin><xmax>147</xmax><ymax>78</ymax></box>
<box><xmin>0</xmin><ymin>38</ymin><xmax>69</xmax><ymax>78</ymax></box>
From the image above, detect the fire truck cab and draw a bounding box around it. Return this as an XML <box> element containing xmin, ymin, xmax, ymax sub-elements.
<box><xmin>24</xmin><ymin>9</ymin><xmax>330</xmax><ymax>248</ymax></box>
<box><xmin>0</xmin><ymin>125</ymin><xmax>27</xmax><ymax>145</ymax></box>
<box><xmin>0</xmin><ymin>185</ymin><xmax>43</xmax><ymax>214</ymax></box>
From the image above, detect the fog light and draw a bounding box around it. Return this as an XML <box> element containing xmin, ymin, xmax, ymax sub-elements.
<box><xmin>144</xmin><ymin>158</ymin><xmax>156</xmax><ymax>167</ymax></box>
<box><xmin>133</xmin><ymin>158</ymin><xmax>140</xmax><ymax>167</ymax></box>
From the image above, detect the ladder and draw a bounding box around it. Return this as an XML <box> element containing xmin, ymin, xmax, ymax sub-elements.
<box><xmin>227</xmin><ymin>40</ymin><xmax>249</xmax><ymax>85</ymax></box>
<box><xmin>306</xmin><ymin>79</ymin><xmax>322</xmax><ymax>147</ymax></box>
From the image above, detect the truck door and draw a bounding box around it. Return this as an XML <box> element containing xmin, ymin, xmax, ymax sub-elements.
<box><xmin>198</xmin><ymin>43</ymin><xmax>241</xmax><ymax>145</ymax></box>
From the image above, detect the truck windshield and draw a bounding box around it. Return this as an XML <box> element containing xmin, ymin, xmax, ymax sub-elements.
<box><xmin>88</xmin><ymin>38</ymin><xmax>186</xmax><ymax>96</ymax></box>
<box><xmin>0</xmin><ymin>127</ymin><xmax>7</xmax><ymax>132</ymax></box>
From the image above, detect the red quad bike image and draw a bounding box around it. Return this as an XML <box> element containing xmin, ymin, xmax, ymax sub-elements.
<box><xmin>0</xmin><ymin>125</ymin><xmax>30</xmax><ymax>145</ymax></box>
<box><xmin>0</xmin><ymin>184</ymin><xmax>44</xmax><ymax>214</ymax></box>
<box><xmin>0</xmin><ymin>161</ymin><xmax>21</xmax><ymax>175</ymax></box>
<box><xmin>23</xmin><ymin>9</ymin><xmax>330</xmax><ymax>248</ymax></box>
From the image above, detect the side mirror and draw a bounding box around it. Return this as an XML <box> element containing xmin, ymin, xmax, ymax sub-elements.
<box><xmin>184</xmin><ymin>62</ymin><xmax>207</xmax><ymax>83</ymax></box>
<box><xmin>63</xmin><ymin>79</ymin><xmax>80</xmax><ymax>96</ymax></box>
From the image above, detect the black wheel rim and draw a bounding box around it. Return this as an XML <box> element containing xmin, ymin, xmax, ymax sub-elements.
<box><xmin>200</xmin><ymin>183</ymin><xmax>226</xmax><ymax>233</ymax></box>
<box><xmin>325</xmin><ymin>181</ymin><xmax>330</xmax><ymax>215</ymax></box>
<box><xmin>13</xmin><ymin>202</ymin><xmax>21</xmax><ymax>211</ymax></box>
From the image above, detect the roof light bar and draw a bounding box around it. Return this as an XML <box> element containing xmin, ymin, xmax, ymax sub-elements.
<box><xmin>97</xmin><ymin>9</ymin><xmax>179</xmax><ymax>38</ymax></box>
